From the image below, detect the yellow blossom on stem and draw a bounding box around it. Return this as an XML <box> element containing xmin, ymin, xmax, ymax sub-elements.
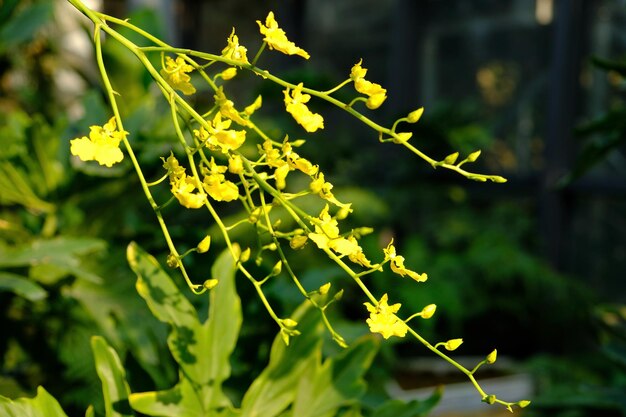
<box><xmin>171</xmin><ymin>175</ymin><xmax>206</xmax><ymax>209</ymax></box>
<box><xmin>70</xmin><ymin>117</ymin><xmax>126</xmax><ymax>167</ymax></box>
<box><xmin>347</xmin><ymin>236</ymin><xmax>374</xmax><ymax>268</ymax></box>
<box><xmin>162</xmin><ymin>154</ymin><xmax>205</xmax><ymax>209</ymax></box>
<box><xmin>308</xmin><ymin>205</ymin><xmax>371</xmax><ymax>265</ymax></box>
<box><xmin>308</xmin><ymin>204</ymin><xmax>340</xmax><ymax>250</ymax></box>
<box><xmin>384</xmin><ymin>241</ymin><xmax>428</xmax><ymax>282</ymax></box>
<box><xmin>160</xmin><ymin>56</ymin><xmax>196</xmax><ymax>95</ymax></box>
<box><xmin>221</xmin><ymin>29</ymin><xmax>249</xmax><ymax>64</ymax></box>
<box><xmin>364</xmin><ymin>294</ymin><xmax>408</xmax><ymax>339</ymax></box>
<box><xmin>201</xmin><ymin>158</ymin><xmax>239</xmax><ymax>202</ymax></box>
<box><xmin>214</xmin><ymin>87</ymin><xmax>248</xmax><ymax>126</ymax></box>
<box><xmin>309</xmin><ymin>172</ymin><xmax>348</xmax><ymax>207</ymax></box>
<box><xmin>260</xmin><ymin>139</ymin><xmax>283</xmax><ymax>168</ymax></box>
<box><xmin>228</xmin><ymin>154</ymin><xmax>243</xmax><ymax>174</ymax></box>
<box><xmin>284</xmin><ymin>83</ymin><xmax>324</xmax><ymax>132</ymax></box>
<box><xmin>195</xmin><ymin>113</ymin><xmax>246</xmax><ymax>154</ymax></box>
<box><xmin>257</xmin><ymin>12</ymin><xmax>310</xmax><ymax>59</ymax></box>
<box><xmin>349</xmin><ymin>59</ymin><xmax>387</xmax><ymax>109</ymax></box>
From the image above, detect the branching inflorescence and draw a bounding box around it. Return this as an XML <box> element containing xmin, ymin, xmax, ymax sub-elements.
<box><xmin>66</xmin><ymin>0</ymin><xmax>529</xmax><ymax>411</ymax></box>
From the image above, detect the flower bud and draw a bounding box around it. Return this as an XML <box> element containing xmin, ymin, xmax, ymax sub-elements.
<box><xmin>231</xmin><ymin>242</ymin><xmax>241</xmax><ymax>259</ymax></box>
<box><xmin>491</xmin><ymin>175</ymin><xmax>507</xmax><ymax>183</ymax></box>
<box><xmin>282</xmin><ymin>318</ymin><xmax>298</xmax><ymax>328</ymax></box>
<box><xmin>333</xmin><ymin>289</ymin><xmax>344</xmax><ymax>301</ymax></box>
<box><xmin>336</xmin><ymin>204</ymin><xmax>352</xmax><ymax>220</ymax></box>
<box><xmin>483</xmin><ymin>394</ymin><xmax>496</xmax><ymax>405</ymax></box>
<box><xmin>203</xmin><ymin>279</ymin><xmax>218</xmax><ymax>290</ymax></box>
<box><xmin>421</xmin><ymin>304</ymin><xmax>437</xmax><ymax>319</ymax></box>
<box><xmin>319</xmin><ymin>282</ymin><xmax>331</xmax><ymax>295</ymax></box>
<box><xmin>518</xmin><ymin>400</ymin><xmax>531</xmax><ymax>408</ymax></box>
<box><xmin>486</xmin><ymin>349</ymin><xmax>497</xmax><ymax>364</ymax></box>
<box><xmin>248</xmin><ymin>207</ymin><xmax>262</xmax><ymax>223</ymax></box>
<box><xmin>393</xmin><ymin>132</ymin><xmax>412</xmax><ymax>144</ymax></box>
<box><xmin>166</xmin><ymin>254</ymin><xmax>180</xmax><ymax>268</ymax></box>
<box><xmin>290</xmin><ymin>235</ymin><xmax>308</xmax><ymax>250</ymax></box>
<box><xmin>466</xmin><ymin>150</ymin><xmax>481</xmax><ymax>162</ymax></box>
<box><xmin>239</xmin><ymin>248</ymin><xmax>251</xmax><ymax>263</ymax></box>
<box><xmin>444</xmin><ymin>338</ymin><xmax>463</xmax><ymax>351</ymax></box>
<box><xmin>197</xmin><ymin>236</ymin><xmax>211</xmax><ymax>253</ymax></box>
<box><xmin>228</xmin><ymin>155</ymin><xmax>243</xmax><ymax>174</ymax></box>
<box><xmin>406</xmin><ymin>107</ymin><xmax>424</xmax><ymax>123</ymax></box>
<box><xmin>220</xmin><ymin>67</ymin><xmax>237</xmax><ymax>80</ymax></box>
<box><xmin>271</xmin><ymin>260</ymin><xmax>282</xmax><ymax>276</ymax></box>
<box><xmin>366</xmin><ymin>92</ymin><xmax>387</xmax><ymax>109</ymax></box>
<box><xmin>291</xmin><ymin>139</ymin><xmax>306</xmax><ymax>147</ymax></box>
<box><xmin>443</xmin><ymin>152</ymin><xmax>459</xmax><ymax>165</ymax></box>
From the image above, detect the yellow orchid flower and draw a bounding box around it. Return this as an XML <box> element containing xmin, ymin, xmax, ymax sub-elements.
<box><xmin>201</xmin><ymin>158</ymin><xmax>239</xmax><ymax>202</ymax></box>
<box><xmin>364</xmin><ymin>294</ymin><xmax>408</xmax><ymax>339</ymax></box>
<box><xmin>221</xmin><ymin>29</ymin><xmax>249</xmax><ymax>64</ymax></box>
<box><xmin>284</xmin><ymin>83</ymin><xmax>324</xmax><ymax>132</ymax></box>
<box><xmin>257</xmin><ymin>12</ymin><xmax>310</xmax><ymax>59</ymax></box>
<box><xmin>160</xmin><ymin>56</ymin><xmax>196</xmax><ymax>95</ymax></box>
<box><xmin>70</xmin><ymin>117</ymin><xmax>126</xmax><ymax>167</ymax></box>
<box><xmin>384</xmin><ymin>241</ymin><xmax>428</xmax><ymax>282</ymax></box>
<box><xmin>162</xmin><ymin>154</ymin><xmax>205</xmax><ymax>209</ymax></box>
<box><xmin>195</xmin><ymin>113</ymin><xmax>246</xmax><ymax>154</ymax></box>
<box><xmin>350</xmin><ymin>59</ymin><xmax>387</xmax><ymax>109</ymax></box>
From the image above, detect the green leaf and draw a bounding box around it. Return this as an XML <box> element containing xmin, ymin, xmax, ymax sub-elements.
<box><xmin>0</xmin><ymin>271</ymin><xmax>47</xmax><ymax>301</ymax></box>
<box><xmin>127</xmin><ymin>243</ymin><xmax>241</xmax><ymax>411</ymax></box>
<box><xmin>0</xmin><ymin>1</ymin><xmax>54</xmax><ymax>51</ymax></box>
<box><xmin>371</xmin><ymin>388</ymin><xmax>442</xmax><ymax>417</ymax></box>
<box><xmin>91</xmin><ymin>336</ymin><xmax>134</xmax><ymax>417</ymax></box>
<box><xmin>0</xmin><ymin>237</ymin><xmax>106</xmax><ymax>283</ymax></box>
<box><xmin>289</xmin><ymin>336</ymin><xmax>379</xmax><ymax>417</ymax></box>
<box><xmin>129</xmin><ymin>374</ymin><xmax>202</xmax><ymax>417</ymax></box>
<box><xmin>0</xmin><ymin>386</ymin><xmax>69</xmax><ymax>417</ymax></box>
<box><xmin>239</xmin><ymin>302</ymin><xmax>324</xmax><ymax>417</ymax></box>
<box><xmin>0</xmin><ymin>162</ymin><xmax>55</xmax><ymax>212</ymax></box>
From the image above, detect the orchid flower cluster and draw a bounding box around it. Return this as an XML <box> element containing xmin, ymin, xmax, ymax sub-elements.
<box><xmin>67</xmin><ymin>0</ymin><xmax>528</xmax><ymax>412</ymax></box>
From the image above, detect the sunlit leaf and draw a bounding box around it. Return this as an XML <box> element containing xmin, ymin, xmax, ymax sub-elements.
<box><xmin>0</xmin><ymin>386</ymin><xmax>69</xmax><ymax>417</ymax></box>
<box><xmin>91</xmin><ymin>336</ymin><xmax>133</xmax><ymax>417</ymax></box>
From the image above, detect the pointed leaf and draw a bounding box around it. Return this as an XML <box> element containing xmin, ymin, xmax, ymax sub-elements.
<box><xmin>0</xmin><ymin>1</ymin><xmax>54</xmax><ymax>50</ymax></box>
<box><xmin>0</xmin><ymin>386</ymin><xmax>69</xmax><ymax>417</ymax></box>
<box><xmin>0</xmin><ymin>272</ymin><xmax>47</xmax><ymax>301</ymax></box>
<box><xmin>91</xmin><ymin>336</ymin><xmax>134</xmax><ymax>417</ymax></box>
<box><xmin>127</xmin><ymin>243</ymin><xmax>240</xmax><ymax>409</ymax></box>
<box><xmin>202</xmin><ymin>245</ymin><xmax>242</xmax><ymax>407</ymax></box>
<box><xmin>372</xmin><ymin>388</ymin><xmax>442</xmax><ymax>417</ymax></box>
<box><xmin>240</xmin><ymin>302</ymin><xmax>324</xmax><ymax>417</ymax></box>
<box><xmin>130</xmin><ymin>374</ymin><xmax>202</xmax><ymax>417</ymax></box>
<box><xmin>290</xmin><ymin>336</ymin><xmax>379</xmax><ymax>417</ymax></box>
<box><xmin>0</xmin><ymin>237</ymin><xmax>106</xmax><ymax>283</ymax></box>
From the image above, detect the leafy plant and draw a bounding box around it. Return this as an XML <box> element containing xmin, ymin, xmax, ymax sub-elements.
<box><xmin>1</xmin><ymin>244</ymin><xmax>442</xmax><ymax>417</ymax></box>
